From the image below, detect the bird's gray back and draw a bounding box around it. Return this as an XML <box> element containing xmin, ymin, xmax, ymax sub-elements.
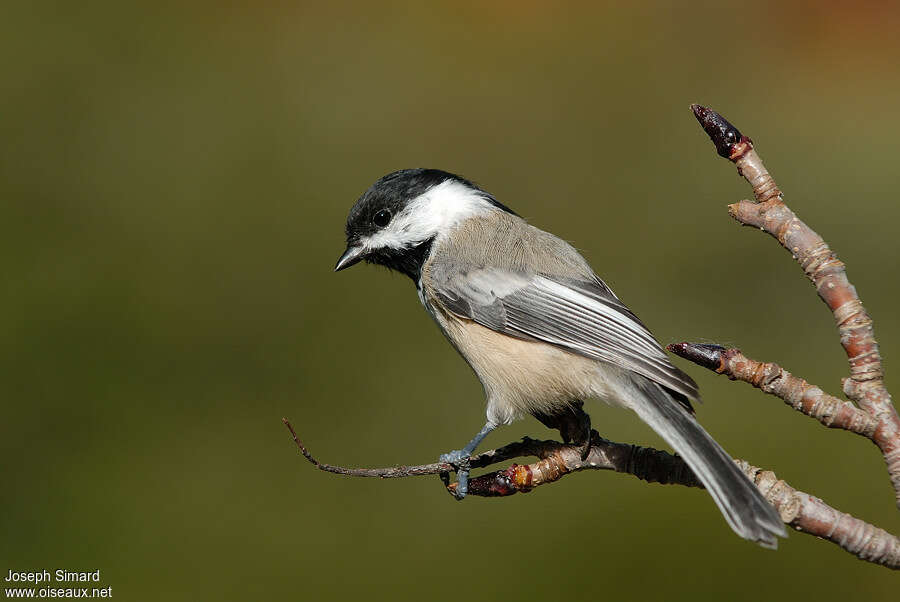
<box><xmin>427</xmin><ymin>212</ymin><xmax>597</xmax><ymax>280</ymax></box>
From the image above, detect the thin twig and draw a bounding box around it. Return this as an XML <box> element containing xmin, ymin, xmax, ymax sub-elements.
<box><xmin>691</xmin><ymin>104</ymin><xmax>900</xmax><ymax>506</ymax></box>
<box><xmin>282</xmin><ymin>417</ymin><xmax>454</xmax><ymax>478</ymax></box>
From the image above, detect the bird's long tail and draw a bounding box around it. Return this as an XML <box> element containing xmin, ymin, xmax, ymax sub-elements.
<box><xmin>629</xmin><ymin>377</ymin><xmax>786</xmax><ymax>548</ymax></box>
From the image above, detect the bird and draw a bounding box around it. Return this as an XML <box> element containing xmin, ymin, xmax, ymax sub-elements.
<box><xmin>334</xmin><ymin>168</ymin><xmax>785</xmax><ymax>547</ymax></box>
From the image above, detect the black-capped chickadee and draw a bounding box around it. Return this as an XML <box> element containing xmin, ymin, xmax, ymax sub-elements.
<box><xmin>335</xmin><ymin>169</ymin><xmax>785</xmax><ymax>547</ymax></box>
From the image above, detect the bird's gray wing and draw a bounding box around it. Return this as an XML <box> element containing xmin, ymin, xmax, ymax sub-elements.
<box><xmin>431</xmin><ymin>266</ymin><xmax>699</xmax><ymax>404</ymax></box>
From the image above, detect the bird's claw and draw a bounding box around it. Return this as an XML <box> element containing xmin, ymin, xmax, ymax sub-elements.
<box><xmin>439</xmin><ymin>449</ymin><xmax>472</xmax><ymax>499</ymax></box>
<box><xmin>581</xmin><ymin>430</ymin><xmax>593</xmax><ymax>461</ymax></box>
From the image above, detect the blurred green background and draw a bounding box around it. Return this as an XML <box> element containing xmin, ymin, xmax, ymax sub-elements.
<box><xmin>2</xmin><ymin>1</ymin><xmax>899</xmax><ymax>600</ymax></box>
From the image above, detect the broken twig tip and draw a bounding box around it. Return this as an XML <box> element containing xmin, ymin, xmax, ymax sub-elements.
<box><xmin>667</xmin><ymin>342</ymin><xmax>727</xmax><ymax>372</ymax></box>
<box><xmin>690</xmin><ymin>104</ymin><xmax>750</xmax><ymax>160</ymax></box>
<box><xmin>283</xmin><ymin>417</ymin><xmax>321</xmax><ymax>468</ymax></box>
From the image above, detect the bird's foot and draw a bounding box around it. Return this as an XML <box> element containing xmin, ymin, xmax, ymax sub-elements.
<box><xmin>439</xmin><ymin>449</ymin><xmax>468</xmax><ymax>464</ymax></box>
<box><xmin>439</xmin><ymin>449</ymin><xmax>472</xmax><ymax>500</ymax></box>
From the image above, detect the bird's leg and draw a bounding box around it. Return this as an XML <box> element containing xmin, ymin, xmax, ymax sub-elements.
<box><xmin>531</xmin><ymin>400</ymin><xmax>593</xmax><ymax>460</ymax></box>
<box><xmin>439</xmin><ymin>422</ymin><xmax>496</xmax><ymax>499</ymax></box>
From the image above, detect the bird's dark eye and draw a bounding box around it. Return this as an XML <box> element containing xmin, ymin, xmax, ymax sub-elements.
<box><xmin>373</xmin><ymin>209</ymin><xmax>392</xmax><ymax>228</ymax></box>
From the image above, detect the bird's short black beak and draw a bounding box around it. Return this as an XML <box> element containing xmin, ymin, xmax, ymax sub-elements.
<box><xmin>334</xmin><ymin>245</ymin><xmax>366</xmax><ymax>272</ymax></box>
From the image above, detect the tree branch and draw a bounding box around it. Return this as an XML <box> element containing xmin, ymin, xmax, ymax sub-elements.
<box><xmin>667</xmin><ymin>343</ymin><xmax>879</xmax><ymax>438</ymax></box>
<box><xmin>284</xmin><ymin>418</ymin><xmax>900</xmax><ymax>569</ymax></box>
<box><xmin>690</xmin><ymin>104</ymin><xmax>900</xmax><ymax>506</ymax></box>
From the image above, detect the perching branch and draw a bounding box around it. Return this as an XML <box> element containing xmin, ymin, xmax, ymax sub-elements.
<box><xmin>284</xmin><ymin>418</ymin><xmax>900</xmax><ymax>569</ymax></box>
<box><xmin>290</xmin><ymin>105</ymin><xmax>900</xmax><ymax>570</ymax></box>
<box><xmin>283</xmin><ymin>417</ymin><xmax>702</xmax><ymax>490</ymax></box>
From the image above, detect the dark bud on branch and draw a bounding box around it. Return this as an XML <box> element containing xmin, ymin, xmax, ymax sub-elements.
<box><xmin>690</xmin><ymin>104</ymin><xmax>752</xmax><ymax>161</ymax></box>
<box><xmin>667</xmin><ymin>342</ymin><xmax>726</xmax><ymax>372</ymax></box>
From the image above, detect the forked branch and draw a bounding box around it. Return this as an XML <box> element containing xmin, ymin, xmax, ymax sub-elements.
<box><xmin>688</xmin><ymin>104</ymin><xmax>900</xmax><ymax>505</ymax></box>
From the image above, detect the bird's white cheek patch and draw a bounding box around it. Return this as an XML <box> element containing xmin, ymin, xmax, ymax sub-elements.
<box><xmin>364</xmin><ymin>180</ymin><xmax>495</xmax><ymax>252</ymax></box>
